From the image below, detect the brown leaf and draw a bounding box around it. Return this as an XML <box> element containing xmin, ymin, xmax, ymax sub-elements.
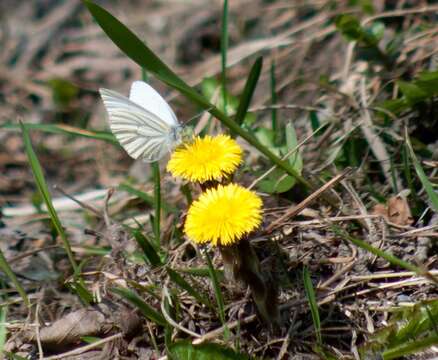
<box><xmin>371</xmin><ymin>195</ymin><xmax>414</xmax><ymax>226</ymax></box>
<box><xmin>28</xmin><ymin>308</ymin><xmax>107</xmax><ymax>350</ymax></box>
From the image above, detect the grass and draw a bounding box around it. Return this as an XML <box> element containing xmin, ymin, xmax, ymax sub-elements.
<box><xmin>405</xmin><ymin>129</ymin><xmax>438</xmax><ymax>212</ymax></box>
<box><xmin>221</xmin><ymin>0</ymin><xmax>229</xmax><ymax>113</ymax></box>
<box><xmin>20</xmin><ymin>122</ymin><xmax>78</xmax><ymax>272</ymax></box>
<box><xmin>303</xmin><ymin>267</ymin><xmax>322</xmax><ymax>346</ymax></box>
<box><xmin>0</xmin><ymin>251</ymin><xmax>28</xmax><ymax>307</ymax></box>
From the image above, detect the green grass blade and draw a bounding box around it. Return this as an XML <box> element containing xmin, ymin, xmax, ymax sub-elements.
<box><xmin>332</xmin><ymin>225</ymin><xmax>437</xmax><ymax>283</ymax></box>
<box><xmin>0</xmin><ymin>304</ymin><xmax>7</xmax><ymax>353</ymax></box>
<box><xmin>303</xmin><ymin>267</ymin><xmax>322</xmax><ymax>345</ymax></box>
<box><xmin>221</xmin><ymin>0</ymin><xmax>229</xmax><ymax>112</ymax></box>
<box><xmin>3</xmin><ymin>122</ymin><xmax>116</xmax><ymax>144</ymax></box>
<box><xmin>110</xmin><ymin>286</ymin><xmax>166</xmax><ymax>326</ymax></box>
<box><xmin>83</xmin><ymin>0</ymin><xmax>313</xmax><ymax>191</ymax></box>
<box><xmin>0</xmin><ymin>251</ymin><xmax>29</xmax><ymax>307</ymax></box>
<box><xmin>383</xmin><ymin>334</ymin><xmax>438</xmax><ymax>360</ymax></box>
<box><xmin>20</xmin><ymin>122</ymin><xmax>78</xmax><ymax>273</ymax></box>
<box><xmin>270</xmin><ymin>60</ymin><xmax>278</xmax><ymax>135</ymax></box>
<box><xmin>118</xmin><ymin>183</ymin><xmax>176</xmax><ymax>213</ymax></box>
<box><xmin>234</xmin><ymin>57</ymin><xmax>263</xmax><ymax>126</ymax></box>
<box><xmin>132</xmin><ymin>229</ymin><xmax>162</xmax><ymax>267</ymax></box>
<box><xmin>204</xmin><ymin>251</ymin><xmax>229</xmax><ymax>339</ymax></box>
<box><xmin>118</xmin><ymin>183</ymin><xmax>154</xmax><ymax>207</ymax></box>
<box><xmin>402</xmin><ymin>144</ymin><xmax>416</xmax><ymax>200</ymax></box>
<box><xmin>166</xmin><ymin>267</ymin><xmax>212</xmax><ymax>308</ymax></box>
<box><xmin>406</xmin><ymin>131</ymin><xmax>438</xmax><ymax>212</ymax></box>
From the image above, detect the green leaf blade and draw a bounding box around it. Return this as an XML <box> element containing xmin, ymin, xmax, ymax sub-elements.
<box><xmin>110</xmin><ymin>286</ymin><xmax>166</xmax><ymax>326</ymax></box>
<box><xmin>20</xmin><ymin>122</ymin><xmax>78</xmax><ymax>273</ymax></box>
<box><xmin>303</xmin><ymin>267</ymin><xmax>322</xmax><ymax>345</ymax></box>
<box><xmin>235</xmin><ymin>57</ymin><xmax>263</xmax><ymax>127</ymax></box>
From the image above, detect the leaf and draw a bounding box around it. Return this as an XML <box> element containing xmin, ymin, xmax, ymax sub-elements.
<box><xmin>2</xmin><ymin>122</ymin><xmax>116</xmax><ymax>143</ymax></box>
<box><xmin>309</xmin><ymin>111</ymin><xmax>320</xmax><ymax>133</ymax></box>
<box><xmin>398</xmin><ymin>81</ymin><xmax>428</xmax><ymax>104</ymax></box>
<box><xmin>235</xmin><ymin>57</ymin><xmax>263</xmax><ymax>127</ymax></box>
<box><xmin>254</xmin><ymin>127</ymin><xmax>275</xmax><ymax>149</ymax></box>
<box><xmin>201</xmin><ymin>78</ymin><xmax>233</xmax><ymax>114</ymax></box>
<box><xmin>335</xmin><ymin>14</ymin><xmax>364</xmax><ymax>42</ymax></box>
<box><xmin>383</xmin><ymin>334</ymin><xmax>438</xmax><ymax>360</ymax></box>
<box><xmin>361</xmin><ymin>300</ymin><xmax>438</xmax><ymax>359</ymax></box>
<box><xmin>166</xmin><ymin>267</ymin><xmax>212</xmax><ymax>308</ymax></box>
<box><xmin>303</xmin><ymin>267</ymin><xmax>322</xmax><ymax>345</ymax></box>
<box><xmin>285</xmin><ymin>122</ymin><xmax>303</xmax><ymax>171</ymax></box>
<box><xmin>406</xmin><ymin>133</ymin><xmax>438</xmax><ymax>212</ymax></box>
<box><xmin>331</xmin><ymin>225</ymin><xmax>432</xmax><ymax>278</ymax></box>
<box><xmin>0</xmin><ymin>250</ymin><xmax>29</xmax><ymax>307</ymax></box>
<box><xmin>379</xmin><ymin>98</ymin><xmax>409</xmax><ymax>115</ymax></box>
<box><xmin>110</xmin><ymin>287</ymin><xmax>166</xmax><ymax>326</ymax></box>
<box><xmin>367</xmin><ymin>21</ymin><xmax>385</xmax><ymax>42</ymax></box>
<box><xmin>257</xmin><ymin>123</ymin><xmax>303</xmax><ymax>194</ymax></box>
<box><xmin>132</xmin><ymin>229</ymin><xmax>162</xmax><ymax>267</ymax></box>
<box><xmin>270</xmin><ymin>60</ymin><xmax>278</xmax><ymax>134</ymax></box>
<box><xmin>371</xmin><ymin>195</ymin><xmax>414</xmax><ymax>226</ymax></box>
<box><xmin>415</xmin><ymin>70</ymin><xmax>438</xmax><ymax>94</ymax></box>
<box><xmin>258</xmin><ymin>168</ymin><xmax>295</xmax><ymax>194</ymax></box>
<box><xmin>205</xmin><ymin>251</ymin><xmax>229</xmax><ymax>338</ymax></box>
<box><xmin>220</xmin><ymin>0</ymin><xmax>229</xmax><ymax>112</ymax></box>
<box><xmin>118</xmin><ymin>183</ymin><xmax>154</xmax><ymax>207</ymax></box>
<box><xmin>20</xmin><ymin>122</ymin><xmax>78</xmax><ymax>273</ymax></box>
<box><xmin>0</xmin><ymin>305</ymin><xmax>7</xmax><ymax>354</ymax></box>
<box><xmin>48</xmin><ymin>78</ymin><xmax>79</xmax><ymax>108</ymax></box>
<box><xmin>335</xmin><ymin>14</ymin><xmax>378</xmax><ymax>46</ymax></box>
<box><xmin>169</xmin><ymin>341</ymin><xmax>250</xmax><ymax>360</ymax></box>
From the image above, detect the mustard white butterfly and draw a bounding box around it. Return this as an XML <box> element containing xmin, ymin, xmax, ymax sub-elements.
<box><xmin>99</xmin><ymin>81</ymin><xmax>182</xmax><ymax>162</ymax></box>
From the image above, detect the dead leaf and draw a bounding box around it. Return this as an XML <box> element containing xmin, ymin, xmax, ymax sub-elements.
<box><xmin>371</xmin><ymin>195</ymin><xmax>414</xmax><ymax>226</ymax></box>
<box><xmin>27</xmin><ymin>308</ymin><xmax>107</xmax><ymax>351</ymax></box>
<box><xmin>388</xmin><ymin>196</ymin><xmax>414</xmax><ymax>225</ymax></box>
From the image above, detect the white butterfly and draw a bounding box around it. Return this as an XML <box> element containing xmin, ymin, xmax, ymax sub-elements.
<box><xmin>99</xmin><ymin>81</ymin><xmax>182</xmax><ymax>162</ymax></box>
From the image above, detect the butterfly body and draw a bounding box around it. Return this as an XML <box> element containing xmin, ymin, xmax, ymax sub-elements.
<box><xmin>100</xmin><ymin>81</ymin><xmax>182</xmax><ymax>162</ymax></box>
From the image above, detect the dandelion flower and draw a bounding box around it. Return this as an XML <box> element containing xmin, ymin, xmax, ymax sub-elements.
<box><xmin>167</xmin><ymin>135</ymin><xmax>242</xmax><ymax>183</ymax></box>
<box><xmin>185</xmin><ymin>184</ymin><xmax>262</xmax><ymax>246</ymax></box>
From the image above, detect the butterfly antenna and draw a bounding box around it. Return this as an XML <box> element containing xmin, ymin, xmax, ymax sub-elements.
<box><xmin>183</xmin><ymin>107</ymin><xmax>214</xmax><ymax>125</ymax></box>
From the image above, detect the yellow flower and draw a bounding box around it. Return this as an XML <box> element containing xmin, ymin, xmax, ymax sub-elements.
<box><xmin>184</xmin><ymin>184</ymin><xmax>262</xmax><ymax>246</ymax></box>
<box><xmin>167</xmin><ymin>135</ymin><xmax>242</xmax><ymax>183</ymax></box>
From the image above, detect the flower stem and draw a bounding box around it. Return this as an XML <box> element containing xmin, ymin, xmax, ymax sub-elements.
<box><xmin>219</xmin><ymin>239</ymin><xmax>280</xmax><ymax>327</ymax></box>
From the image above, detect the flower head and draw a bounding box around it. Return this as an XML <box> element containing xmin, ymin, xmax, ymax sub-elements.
<box><xmin>167</xmin><ymin>135</ymin><xmax>242</xmax><ymax>183</ymax></box>
<box><xmin>184</xmin><ymin>184</ymin><xmax>262</xmax><ymax>246</ymax></box>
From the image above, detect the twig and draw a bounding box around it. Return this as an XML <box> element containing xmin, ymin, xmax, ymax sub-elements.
<box><xmin>358</xmin><ymin>78</ymin><xmax>401</xmax><ymax>191</ymax></box>
<box><xmin>266</xmin><ymin>167</ymin><xmax>353</xmax><ymax>233</ymax></box>
<box><xmin>35</xmin><ymin>303</ymin><xmax>43</xmax><ymax>360</ymax></box>
<box><xmin>43</xmin><ymin>333</ymin><xmax>123</xmax><ymax>359</ymax></box>
<box><xmin>248</xmin><ymin>124</ymin><xmax>325</xmax><ymax>190</ymax></box>
<box><xmin>161</xmin><ymin>286</ymin><xmax>201</xmax><ymax>338</ymax></box>
<box><xmin>54</xmin><ymin>185</ymin><xmax>102</xmax><ymax>217</ymax></box>
<box><xmin>7</xmin><ymin>245</ymin><xmax>61</xmax><ymax>264</ymax></box>
<box><xmin>192</xmin><ymin>313</ymin><xmax>257</xmax><ymax>345</ymax></box>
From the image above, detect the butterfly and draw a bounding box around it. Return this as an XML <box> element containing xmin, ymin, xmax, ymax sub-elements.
<box><xmin>99</xmin><ymin>81</ymin><xmax>183</xmax><ymax>162</ymax></box>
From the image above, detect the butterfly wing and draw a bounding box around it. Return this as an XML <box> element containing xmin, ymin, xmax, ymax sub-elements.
<box><xmin>100</xmin><ymin>88</ymin><xmax>175</xmax><ymax>162</ymax></box>
<box><xmin>129</xmin><ymin>81</ymin><xmax>178</xmax><ymax>127</ymax></box>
